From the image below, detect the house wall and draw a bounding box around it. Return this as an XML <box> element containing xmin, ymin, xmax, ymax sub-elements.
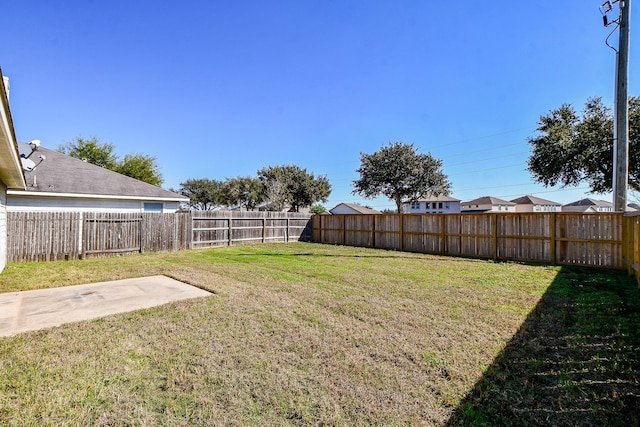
<box><xmin>404</xmin><ymin>201</ymin><xmax>461</xmax><ymax>214</ymax></box>
<box><xmin>515</xmin><ymin>204</ymin><xmax>562</xmax><ymax>213</ymax></box>
<box><xmin>461</xmin><ymin>203</ymin><xmax>516</xmax><ymax>213</ymax></box>
<box><xmin>0</xmin><ymin>181</ymin><xmax>7</xmax><ymax>272</ymax></box>
<box><xmin>7</xmin><ymin>195</ymin><xmax>180</xmax><ymax>213</ymax></box>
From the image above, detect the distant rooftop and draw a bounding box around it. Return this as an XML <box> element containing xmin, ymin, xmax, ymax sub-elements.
<box><xmin>415</xmin><ymin>194</ymin><xmax>460</xmax><ymax>202</ymax></box>
<box><xmin>463</xmin><ymin>196</ymin><xmax>515</xmax><ymax>206</ymax></box>
<box><xmin>510</xmin><ymin>195</ymin><xmax>561</xmax><ymax>206</ymax></box>
<box><xmin>330</xmin><ymin>203</ymin><xmax>381</xmax><ymax>214</ymax></box>
<box><xmin>563</xmin><ymin>198</ymin><xmax>613</xmax><ymax>207</ymax></box>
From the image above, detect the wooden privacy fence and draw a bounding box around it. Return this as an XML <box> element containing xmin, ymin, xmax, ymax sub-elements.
<box><xmin>7</xmin><ymin>211</ymin><xmax>312</xmax><ymax>263</ymax></box>
<box><xmin>313</xmin><ymin>213</ymin><xmax>629</xmax><ymax>270</ymax></box>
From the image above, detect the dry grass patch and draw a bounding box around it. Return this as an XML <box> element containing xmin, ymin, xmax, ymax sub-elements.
<box><xmin>0</xmin><ymin>243</ymin><xmax>638</xmax><ymax>425</ymax></box>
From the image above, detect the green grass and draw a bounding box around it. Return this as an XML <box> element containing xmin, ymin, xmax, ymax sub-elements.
<box><xmin>0</xmin><ymin>242</ymin><xmax>638</xmax><ymax>426</ymax></box>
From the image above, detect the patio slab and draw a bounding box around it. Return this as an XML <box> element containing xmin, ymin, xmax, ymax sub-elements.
<box><xmin>0</xmin><ymin>275</ymin><xmax>211</xmax><ymax>337</ymax></box>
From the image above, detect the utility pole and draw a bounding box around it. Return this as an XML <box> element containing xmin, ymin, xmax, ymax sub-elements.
<box><xmin>612</xmin><ymin>0</ymin><xmax>631</xmax><ymax>211</ymax></box>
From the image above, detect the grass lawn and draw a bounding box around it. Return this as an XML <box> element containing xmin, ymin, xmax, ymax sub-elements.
<box><xmin>0</xmin><ymin>242</ymin><xmax>638</xmax><ymax>426</ymax></box>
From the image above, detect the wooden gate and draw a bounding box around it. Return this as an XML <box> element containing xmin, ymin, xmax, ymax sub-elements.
<box><xmin>82</xmin><ymin>213</ymin><xmax>142</xmax><ymax>258</ymax></box>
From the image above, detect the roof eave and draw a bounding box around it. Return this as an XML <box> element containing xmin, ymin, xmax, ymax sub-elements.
<box><xmin>0</xmin><ymin>68</ymin><xmax>25</xmax><ymax>189</ymax></box>
<box><xmin>7</xmin><ymin>189</ymin><xmax>188</xmax><ymax>202</ymax></box>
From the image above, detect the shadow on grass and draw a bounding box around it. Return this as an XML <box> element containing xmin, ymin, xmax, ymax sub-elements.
<box><xmin>447</xmin><ymin>266</ymin><xmax>640</xmax><ymax>426</ymax></box>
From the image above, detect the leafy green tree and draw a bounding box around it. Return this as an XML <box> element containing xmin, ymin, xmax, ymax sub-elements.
<box><xmin>223</xmin><ymin>177</ymin><xmax>264</xmax><ymax>211</ymax></box>
<box><xmin>527</xmin><ymin>96</ymin><xmax>640</xmax><ymax>193</ymax></box>
<box><xmin>58</xmin><ymin>136</ymin><xmax>118</xmax><ymax>169</ymax></box>
<box><xmin>258</xmin><ymin>165</ymin><xmax>331</xmax><ymax>212</ymax></box>
<box><xmin>115</xmin><ymin>153</ymin><xmax>163</xmax><ymax>186</ymax></box>
<box><xmin>310</xmin><ymin>204</ymin><xmax>326</xmax><ymax>214</ymax></box>
<box><xmin>59</xmin><ymin>136</ymin><xmax>164</xmax><ymax>186</ymax></box>
<box><xmin>178</xmin><ymin>178</ymin><xmax>225</xmax><ymax>210</ymax></box>
<box><xmin>353</xmin><ymin>141</ymin><xmax>451</xmax><ymax>213</ymax></box>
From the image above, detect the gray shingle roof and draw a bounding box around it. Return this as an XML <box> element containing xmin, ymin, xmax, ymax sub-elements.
<box><xmin>463</xmin><ymin>196</ymin><xmax>516</xmax><ymax>206</ymax></box>
<box><xmin>563</xmin><ymin>198</ymin><xmax>612</xmax><ymax>207</ymax></box>
<box><xmin>510</xmin><ymin>195</ymin><xmax>561</xmax><ymax>205</ymax></box>
<box><xmin>415</xmin><ymin>195</ymin><xmax>461</xmax><ymax>202</ymax></box>
<box><xmin>22</xmin><ymin>146</ymin><xmax>187</xmax><ymax>200</ymax></box>
<box><xmin>330</xmin><ymin>203</ymin><xmax>381</xmax><ymax>214</ymax></box>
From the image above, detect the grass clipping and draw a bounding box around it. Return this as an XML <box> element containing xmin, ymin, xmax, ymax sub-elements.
<box><xmin>1</xmin><ymin>243</ymin><xmax>638</xmax><ymax>426</ymax></box>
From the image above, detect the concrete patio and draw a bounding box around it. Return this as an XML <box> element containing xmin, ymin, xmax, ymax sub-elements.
<box><xmin>0</xmin><ymin>275</ymin><xmax>212</xmax><ymax>337</ymax></box>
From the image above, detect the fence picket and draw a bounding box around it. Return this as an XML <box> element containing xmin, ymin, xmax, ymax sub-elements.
<box><xmin>7</xmin><ymin>211</ymin><xmax>312</xmax><ymax>261</ymax></box>
<box><xmin>312</xmin><ymin>213</ymin><xmax>627</xmax><ymax>271</ymax></box>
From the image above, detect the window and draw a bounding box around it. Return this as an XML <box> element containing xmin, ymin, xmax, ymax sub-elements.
<box><xmin>438</xmin><ymin>202</ymin><xmax>443</xmax><ymax>209</ymax></box>
<box><xmin>410</xmin><ymin>201</ymin><xmax>420</xmax><ymax>210</ymax></box>
<box><xmin>144</xmin><ymin>202</ymin><xmax>163</xmax><ymax>213</ymax></box>
<box><xmin>444</xmin><ymin>202</ymin><xmax>450</xmax><ymax>210</ymax></box>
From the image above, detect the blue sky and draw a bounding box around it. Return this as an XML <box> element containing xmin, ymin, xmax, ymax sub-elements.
<box><xmin>2</xmin><ymin>1</ymin><xmax>637</xmax><ymax>210</ymax></box>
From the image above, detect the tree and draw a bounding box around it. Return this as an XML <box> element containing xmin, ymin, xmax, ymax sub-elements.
<box><xmin>59</xmin><ymin>136</ymin><xmax>118</xmax><ymax>169</ymax></box>
<box><xmin>177</xmin><ymin>178</ymin><xmax>225</xmax><ymax>210</ymax></box>
<box><xmin>352</xmin><ymin>141</ymin><xmax>451</xmax><ymax>213</ymax></box>
<box><xmin>223</xmin><ymin>177</ymin><xmax>264</xmax><ymax>211</ymax></box>
<box><xmin>59</xmin><ymin>136</ymin><xmax>164</xmax><ymax>186</ymax></box>
<box><xmin>310</xmin><ymin>204</ymin><xmax>326</xmax><ymax>214</ymax></box>
<box><xmin>527</xmin><ymin>96</ymin><xmax>640</xmax><ymax>193</ymax></box>
<box><xmin>258</xmin><ymin>165</ymin><xmax>332</xmax><ymax>212</ymax></box>
<box><xmin>115</xmin><ymin>153</ymin><xmax>164</xmax><ymax>186</ymax></box>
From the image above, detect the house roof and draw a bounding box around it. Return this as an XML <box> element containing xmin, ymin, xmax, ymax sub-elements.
<box><xmin>463</xmin><ymin>196</ymin><xmax>516</xmax><ymax>206</ymax></box>
<box><xmin>510</xmin><ymin>195</ymin><xmax>561</xmax><ymax>206</ymax></box>
<box><xmin>13</xmin><ymin>146</ymin><xmax>187</xmax><ymax>201</ymax></box>
<box><xmin>413</xmin><ymin>195</ymin><xmax>461</xmax><ymax>202</ymax></box>
<box><xmin>563</xmin><ymin>198</ymin><xmax>613</xmax><ymax>207</ymax></box>
<box><xmin>329</xmin><ymin>203</ymin><xmax>381</xmax><ymax>214</ymax></box>
<box><xmin>562</xmin><ymin>205</ymin><xmax>599</xmax><ymax>213</ymax></box>
<box><xmin>0</xmin><ymin>69</ymin><xmax>25</xmax><ymax>189</ymax></box>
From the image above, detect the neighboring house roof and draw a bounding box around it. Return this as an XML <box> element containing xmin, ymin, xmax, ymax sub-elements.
<box><xmin>562</xmin><ymin>205</ymin><xmax>599</xmax><ymax>213</ymax></box>
<box><xmin>414</xmin><ymin>195</ymin><xmax>461</xmax><ymax>202</ymax></box>
<box><xmin>463</xmin><ymin>196</ymin><xmax>516</xmax><ymax>206</ymax></box>
<box><xmin>563</xmin><ymin>198</ymin><xmax>613</xmax><ymax>207</ymax></box>
<box><xmin>510</xmin><ymin>195</ymin><xmax>561</xmax><ymax>206</ymax></box>
<box><xmin>329</xmin><ymin>203</ymin><xmax>381</xmax><ymax>214</ymax></box>
<box><xmin>10</xmin><ymin>146</ymin><xmax>186</xmax><ymax>201</ymax></box>
<box><xmin>0</xmin><ymin>69</ymin><xmax>25</xmax><ymax>189</ymax></box>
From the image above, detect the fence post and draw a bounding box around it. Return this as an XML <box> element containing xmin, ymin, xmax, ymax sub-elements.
<box><xmin>492</xmin><ymin>214</ymin><xmax>498</xmax><ymax>260</ymax></box>
<box><xmin>550</xmin><ymin>213</ymin><xmax>557</xmax><ymax>264</ymax></box>
<box><xmin>78</xmin><ymin>212</ymin><xmax>84</xmax><ymax>259</ymax></box>
<box><xmin>635</xmin><ymin>218</ymin><xmax>640</xmax><ymax>285</ymax></box>
<box><xmin>342</xmin><ymin>215</ymin><xmax>346</xmax><ymax>245</ymax></box>
<box><xmin>372</xmin><ymin>214</ymin><xmax>376</xmax><ymax>248</ymax></box>
<box><xmin>286</xmin><ymin>217</ymin><xmax>290</xmax><ymax>243</ymax></box>
<box><xmin>399</xmin><ymin>214</ymin><xmax>404</xmax><ymax>251</ymax></box>
<box><xmin>440</xmin><ymin>214</ymin><xmax>446</xmax><ymax>254</ymax></box>
<box><xmin>228</xmin><ymin>212</ymin><xmax>233</xmax><ymax>246</ymax></box>
<box><xmin>262</xmin><ymin>215</ymin><xmax>266</xmax><ymax>243</ymax></box>
<box><xmin>623</xmin><ymin>214</ymin><xmax>635</xmax><ymax>276</ymax></box>
<box><xmin>139</xmin><ymin>214</ymin><xmax>143</xmax><ymax>253</ymax></box>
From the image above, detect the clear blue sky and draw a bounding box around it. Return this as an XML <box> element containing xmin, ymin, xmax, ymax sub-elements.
<box><xmin>2</xmin><ymin>1</ymin><xmax>637</xmax><ymax>210</ymax></box>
